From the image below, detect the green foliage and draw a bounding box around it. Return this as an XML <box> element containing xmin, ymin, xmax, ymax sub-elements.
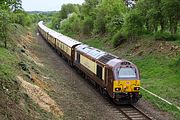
<box><xmin>136</xmin><ymin>0</ymin><xmax>180</xmax><ymax>34</ymax></box>
<box><xmin>93</xmin><ymin>0</ymin><xmax>127</xmax><ymax>34</ymax></box>
<box><xmin>0</xmin><ymin>10</ymin><xmax>11</xmax><ymax>48</ymax></box>
<box><xmin>82</xmin><ymin>17</ymin><xmax>94</xmax><ymax>35</ymax></box>
<box><xmin>83</xmin><ymin>38</ymin><xmax>104</xmax><ymax>49</ymax></box>
<box><xmin>154</xmin><ymin>32</ymin><xmax>177</xmax><ymax>41</ymax></box>
<box><xmin>50</xmin><ymin>0</ymin><xmax>180</xmax><ymax>48</ymax></box>
<box><xmin>0</xmin><ymin>48</ymin><xmax>18</xmax><ymax>80</ymax></box>
<box><xmin>13</xmin><ymin>10</ymin><xmax>32</xmax><ymax>26</ymax></box>
<box><xmin>123</xmin><ymin>11</ymin><xmax>144</xmax><ymax>39</ymax></box>
<box><xmin>61</xmin><ymin>4</ymin><xmax>80</xmax><ymax>19</ymax></box>
<box><xmin>112</xmin><ymin>31</ymin><xmax>127</xmax><ymax>48</ymax></box>
<box><xmin>60</xmin><ymin>13</ymin><xmax>82</xmax><ymax>35</ymax></box>
<box><xmin>161</xmin><ymin>0</ymin><xmax>180</xmax><ymax>34</ymax></box>
<box><xmin>0</xmin><ymin>0</ymin><xmax>33</xmax><ymax>48</ymax></box>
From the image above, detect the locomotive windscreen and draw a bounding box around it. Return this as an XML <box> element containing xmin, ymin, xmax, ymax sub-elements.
<box><xmin>116</xmin><ymin>68</ymin><xmax>137</xmax><ymax>79</ymax></box>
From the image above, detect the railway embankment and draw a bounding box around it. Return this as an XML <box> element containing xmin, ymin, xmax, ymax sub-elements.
<box><xmin>0</xmin><ymin>25</ymin><xmax>63</xmax><ymax>120</ymax></box>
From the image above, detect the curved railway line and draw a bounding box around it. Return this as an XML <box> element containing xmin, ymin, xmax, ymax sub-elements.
<box><xmin>118</xmin><ymin>105</ymin><xmax>153</xmax><ymax>120</ymax></box>
<box><xmin>105</xmin><ymin>101</ymin><xmax>154</xmax><ymax>120</ymax></box>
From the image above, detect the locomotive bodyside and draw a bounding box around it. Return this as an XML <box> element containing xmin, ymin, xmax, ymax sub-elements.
<box><xmin>74</xmin><ymin>45</ymin><xmax>107</xmax><ymax>88</ymax></box>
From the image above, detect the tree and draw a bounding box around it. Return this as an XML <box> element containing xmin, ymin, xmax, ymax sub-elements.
<box><xmin>162</xmin><ymin>0</ymin><xmax>180</xmax><ymax>34</ymax></box>
<box><xmin>93</xmin><ymin>0</ymin><xmax>127</xmax><ymax>34</ymax></box>
<box><xmin>0</xmin><ymin>0</ymin><xmax>31</xmax><ymax>48</ymax></box>
<box><xmin>11</xmin><ymin>0</ymin><xmax>22</xmax><ymax>12</ymax></box>
<box><xmin>136</xmin><ymin>0</ymin><xmax>179</xmax><ymax>34</ymax></box>
<box><xmin>123</xmin><ymin>11</ymin><xmax>144</xmax><ymax>40</ymax></box>
<box><xmin>60</xmin><ymin>4</ymin><xmax>80</xmax><ymax>19</ymax></box>
<box><xmin>0</xmin><ymin>10</ymin><xmax>11</xmax><ymax>48</ymax></box>
<box><xmin>60</xmin><ymin>13</ymin><xmax>82</xmax><ymax>35</ymax></box>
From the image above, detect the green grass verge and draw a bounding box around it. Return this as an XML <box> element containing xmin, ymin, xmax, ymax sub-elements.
<box><xmin>0</xmin><ymin>47</ymin><xmax>20</xmax><ymax>102</ymax></box>
<box><xmin>142</xmin><ymin>90</ymin><xmax>180</xmax><ymax>119</ymax></box>
<box><xmin>133</xmin><ymin>55</ymin><xmax>180</xmax><ymax>105</ymax></box>
<box><xmin>83</xmin><ymin>39</ymin><xmax>104</xmax><ymax>49</ymax></box>
<box><xmin>133</xmin><ymin>55</ymin><xmax>180</xmax><ymax>119</ymax></box>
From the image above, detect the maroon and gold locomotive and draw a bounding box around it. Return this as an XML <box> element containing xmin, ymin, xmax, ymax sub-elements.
<box><xmin>38</xmin><ymin>21</ymin><xmax>142</xmax><ymax>104</ymax></box>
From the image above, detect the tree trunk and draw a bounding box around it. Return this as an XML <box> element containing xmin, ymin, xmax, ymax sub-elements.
<box><xmin>4</xmin><ymin>35</ymin><xmax>7</xmax><ymax>48</ymax></box>
<box><xmin>145</xmin><ymin>19</ymin><xmax>149</xmax><ymax>31</ymax></box>
<box><xmin>160</xmin><ymin>16</ymin><xmax>165</xmax><ymax>32</ymax></box>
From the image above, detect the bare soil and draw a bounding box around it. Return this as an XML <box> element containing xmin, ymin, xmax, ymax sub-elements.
<box><xmin>17</xmin><ymin>76</ymin><xmax>63</xmax><ymax>117</ymax></box>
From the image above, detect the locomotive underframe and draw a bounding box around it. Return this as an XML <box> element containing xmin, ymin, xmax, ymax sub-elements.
<box><xmin>113</xmin><ymin>92</ymin><xmax>142</xmax><ymax>104</ymax></box>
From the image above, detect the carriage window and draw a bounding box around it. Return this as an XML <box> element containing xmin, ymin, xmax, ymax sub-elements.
<box><xmin>97</xmin><ymin>65</ymin><xmax>102</xmax><ymax>79</ymax></box>
<box><xmin>117</xmin><ymin>68</ymin><xmax>137</xmax><ymax>79</ymax></box>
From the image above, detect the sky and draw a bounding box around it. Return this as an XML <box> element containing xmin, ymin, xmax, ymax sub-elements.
<box><xmin>22</xmin><ymin>0</ymin><xmax>85</xmax><ymax>11</ymax></box>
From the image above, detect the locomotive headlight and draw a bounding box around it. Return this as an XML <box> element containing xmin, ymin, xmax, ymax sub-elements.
<box><xmin>134</xmin><ymin>87</ymin><xmax>140</xmax><ymax>90</ymax></box>
<box><xmin>115</xmin><ymin>88</ymin><xmax>121</xmax><ymax>91</ymax></box>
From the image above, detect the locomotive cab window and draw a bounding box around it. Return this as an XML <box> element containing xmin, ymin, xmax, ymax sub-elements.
<box><xmin>97</xmin><ymin>65</ymin><xmax>102</xmax><ymax>79</ymax></box>
<box><xmin>117</xmin><ymin>67</ymin><xmax>137</xmax><ymax>79</ymax></box>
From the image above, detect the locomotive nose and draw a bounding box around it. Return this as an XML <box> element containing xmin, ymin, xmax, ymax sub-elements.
<box><xmin>113</xmin><ymin>80</ymin><xmax>140</xmax><ymax>92</ymax></box>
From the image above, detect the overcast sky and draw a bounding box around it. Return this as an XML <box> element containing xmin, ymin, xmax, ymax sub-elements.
<box><xmin>22</xmin><ymin>0</ymin><xmax>85</xmax><ymax>11</ymax></box>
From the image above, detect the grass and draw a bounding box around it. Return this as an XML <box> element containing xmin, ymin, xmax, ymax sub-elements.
<box><xmin>0</xmin><ymin>47</ymin><xmax>24</xmax><ymax>116</ymax></box>
<box><xmin>142</xmin><ymin>91</ymin><xmax>180</xmax><ymax>119</ymax></box>
<box><xmin>83</xmin><ymin>39</ymin><xmax>104</xmax><ymax>49</ymax></box>
<box><xmin>0</xmin><ymin>47</ymin><xmax>19</xmax><ymax>89</ymax></box>
<box><xmin>133</xmin><ymin>55</ymin><xmax>180</xmax><ymax>119</ymax></box>
<box><xmin>133</xmin><ymin>55</ymin><xmax>180</xmax><ymax>104</ymax></box>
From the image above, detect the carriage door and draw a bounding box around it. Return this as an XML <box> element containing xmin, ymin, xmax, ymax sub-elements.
<box><xmin>97</xmin><ymin>64</ymin><xmax>102</xmax><ymax>80</ymax></box>
<box><xmin>77</xmin><ymin>53</ymin><xmax>80</xmax><ymax>64</ymax></box>
<box><xmin>106</xmin><ymin>68</ymin><xmax>114</xmax><ymax>97</ymax></box>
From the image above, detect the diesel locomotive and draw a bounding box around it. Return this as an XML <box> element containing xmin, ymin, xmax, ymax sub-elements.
<box><xmin>38</xmin><ymin>21</ymin><xmax>142</xmax><ymax>104</ymax></box>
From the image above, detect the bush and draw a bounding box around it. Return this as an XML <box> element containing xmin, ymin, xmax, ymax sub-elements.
<box><xmin>82</xmin><ymin>17</ymin><xmax>93</xmax><ymax>35</ymax></box>
<box><xmin>112</xmin><ymin>31</ymin><xmax>127</xmax><ymax>48</ymax></box>
<box><xmin>154</xmin><ymin>32</ymin><xmax>177</xmax><ymax>41</ymax></box>
<box><xmin>123</xmin><ymin>11</ymin><xmax>144</xmax><ymax>38</ymax></box>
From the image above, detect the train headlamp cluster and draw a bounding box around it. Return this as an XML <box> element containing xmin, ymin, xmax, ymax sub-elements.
<box><xmin>115</xmin><ymin>88</ymin><xmax>121</xmax><ymax>91</ymax></box>
<box><xmin>134</xmin><ymin>87</ymin><xmax>140</xmax><ymax>90</ymax></box>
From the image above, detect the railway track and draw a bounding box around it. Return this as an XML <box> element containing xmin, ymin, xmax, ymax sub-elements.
<box><xmin>102</xmin><ymin>96</ymin><xmax>154</xmax><ymax>120</ymax></box>
<box><xmin>116</xmin><ymin>104</ymin><xmax>153</xmax><ymax>120</ymax></box>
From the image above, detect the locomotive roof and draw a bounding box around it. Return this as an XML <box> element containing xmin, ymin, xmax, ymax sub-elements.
<box><xmin>98</xmin><ymin>54</ymin><xmax>118</xmax><ymax>64</ymax></box>
<box><xmin>76</xmin><ymin>45</ymin><xmax>122</xmax><ymax>65</ymax></box>
<box><xmin>76</xmin><ymin>45</ymin><xmax>106</xmax><ymax>59</ymax></box>
<box><xmin>39</xmin><ymin>21</ymin><xmax>81</xmax><ymax>47</ymax></box>
<box><xmin>106</xmin><ymin>58</ymin><xmax>122</xmax><ymax>67</ymax></box>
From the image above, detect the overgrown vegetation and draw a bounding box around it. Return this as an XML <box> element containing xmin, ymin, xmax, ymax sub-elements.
<box><xmin>0</xmin><ymin>0</ymin><xmax>45</xmax><ymax>48</ymax></box>
<box><xmin>49</xmin><ymin>0</ymin><xmax>180</xmax><ymax>46</ymax></box>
